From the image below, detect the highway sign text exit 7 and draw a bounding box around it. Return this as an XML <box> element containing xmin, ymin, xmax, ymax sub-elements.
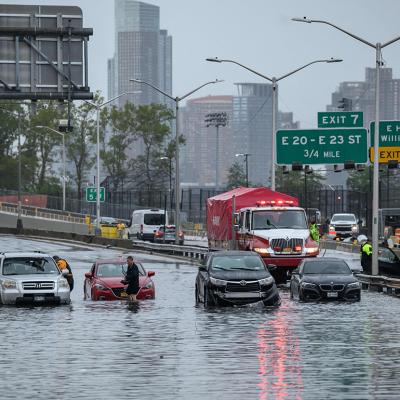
<box><xmin>276</xmin><ymin>128</ymin><xmax>368</xmax><ymax>165</ymax></box>
<box><xmin>318</xmin><ymin>111</ymin><xmax>363</xmax><ymax>128</ymax></box>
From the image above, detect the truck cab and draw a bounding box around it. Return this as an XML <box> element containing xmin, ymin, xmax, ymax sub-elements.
<box><xmin>236</xmin><ymin>201</ymin><xmax>319</xmax><ymax>282</ymax></box>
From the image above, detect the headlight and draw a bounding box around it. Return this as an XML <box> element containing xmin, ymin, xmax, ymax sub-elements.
<box><xmin>94</xmin><ymin>283</ymin><xmax>110</xmax><ymax>291</ymax></box>
<box><xmin>1</xmin><ymin>279</ymin><xmax>17</xmax><ymax>289</ymax></box>
<box><xmin>301</xmin><ymin>282</ymin><xmax>316</xmax><ymax>289</ymax></box>
<box><xmin>254</xmin><ymin>247</ymin><xmax>270</xmax><ymax>255</ymax></box>
<box><xmin>347</xmin><ymin>281</ymin><xmax>361</xmax><ymax>289</ymax></box>
<box><xmin>58</xmin><ymin>278</ymin><xmax>70</xmax><ymax>289</ymax></box>
<box><xmin>209</xmin><ymin>277</ymin><xmax>227</xmax><ymax>286</ymax></box>
<box><xmin>305</xmin><ymin>247</ymin><xmax>319</xmax><ymax>254</ymax></box>
<box><xmin>143</xmin><ymin>281</ymin><xmax>154</xmax><ymax>289</ymax></box>
<box><xmin>259</xmin><ymin>276</ymin><xmax>274</xmax><ymax>286</ymax></box>
<box><xmin>351</xmin><ymin>224</ymin><xmax>358</xmax><ymax>232</ymax></box>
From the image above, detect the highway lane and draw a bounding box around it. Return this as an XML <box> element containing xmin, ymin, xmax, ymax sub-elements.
<box><xmin>0</xmin><ymin>235</ymin><xmax>399</xmax><ymax>400</ymax></box>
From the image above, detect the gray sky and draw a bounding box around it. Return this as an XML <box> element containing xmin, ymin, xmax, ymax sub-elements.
<box><xmin>3</xmin><ymin>0</ymin><xmax>400</xmax><ymax>127</ymax></box>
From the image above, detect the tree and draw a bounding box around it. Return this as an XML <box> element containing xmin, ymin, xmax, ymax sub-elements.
<box><xmin>226</xmin><ymin>161</ymin><xmax>248</xmax><ymax>189</ymax></box>
<box><xmin>128</xmin><ymin>104</ymin><xmax>175</xmax><ymax>190</ymax></box>
<box><xmin>347</xmin><ymin>167</ymin><xmax>371</xmax><ymax>192</ymax></box>
<box><xmin>276</xmin><ymin>166</ymin><xmax>325</xmax><ymax>196</ymax></box>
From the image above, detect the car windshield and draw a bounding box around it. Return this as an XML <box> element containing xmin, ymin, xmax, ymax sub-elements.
<box><xmin>96</xmin><ymin>263</ymin><xmax>145</xmax><ymax>277</ymax></box>
<box><xmin>211</xmin><ymin>255</ymin><xmax>267</xmax><ymax>271</ymax></box>
<box><xmin>2</xmin><ymin>257</ymin><xmax>59</xmax><ymax>275</ymax></box>
<box><xmin>303</xmin><ymin>261</ymin><xmax>351</xmax><ymax>275</ymax></box>
<box><xmin>331</xmin><ymin>214</ymin><xmax>356</xmax><ymax>223</ymax></box>
<box><xmin>252</xmin><ymin>210</ymin><xmax>307</xmax><ymax>230</ymax></box>
<box><xmin>144</xmin><ymin>214</ymin><xmax>165</xmax><ymax>225</ymax></box>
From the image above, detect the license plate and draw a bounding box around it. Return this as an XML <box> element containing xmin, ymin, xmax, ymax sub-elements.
<box><xmin>327</xmin><ymin>292</ymin><xmax>338</xmax><ymax>298</ymax></box>
<box><xmin>34</xmin><ymin>296</ymin><xmax>46</xmax><ymax>302</ymax></box>
<box><xmin>120</xmin><ymin>291</ymin><xmax>128</xmax><ymax>298</ymax></box>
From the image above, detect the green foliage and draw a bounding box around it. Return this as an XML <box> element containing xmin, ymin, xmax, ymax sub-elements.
<box><xmin>226</xmin><ymin>161</ymin><xmax>248</xmax><ymax>189</ymax></box>
<box><xmin>346</xmin><ymin>167</ymin><xmax>371</xmax><ymax>192</ymax></box>
<box><xmin>276</xmin><ymin>166</ymin><xmax>325</xmax><ymax>194</ymax></box>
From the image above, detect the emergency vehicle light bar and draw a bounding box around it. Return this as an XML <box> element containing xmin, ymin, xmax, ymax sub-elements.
<box><xmin>256</xmin><ymin>200</ymin><xmax>294</xmax><ymax>206</ymax></box>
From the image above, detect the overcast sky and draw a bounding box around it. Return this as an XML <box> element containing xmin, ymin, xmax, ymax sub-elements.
<box><xmin>3</xmin><ymin>0</ymin><xmax>400</xmax><ymax>127</ymax></box>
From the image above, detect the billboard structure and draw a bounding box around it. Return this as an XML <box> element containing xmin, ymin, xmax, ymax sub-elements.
<box><xmin>0</xmin><ymin>4</ymin><xmax>93</xmax><ymax>100</ymax></box>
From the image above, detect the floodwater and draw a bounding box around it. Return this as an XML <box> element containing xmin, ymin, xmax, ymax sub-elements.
<box><xmin>1</xmin><ymin>235</ymin><xmax>400</xmax><ymax>400</ymax></box>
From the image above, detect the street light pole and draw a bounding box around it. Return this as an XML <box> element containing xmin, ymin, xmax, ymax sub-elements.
<box><xmin>292</xmin><ymin>17</ymin><xmax>400</xmax><ymax>275</ymax></box>
<box><xmin>35</xmin><ymin>126</ymin><xmax>66</xmax><ymax>211</ymax></box>
<box><xmin>84</xmin><ymin>91</ymin><xmax>140</xmax><ymax>234</ymax></box>
<box><xmin>206</xmin><ymin>57</ymin><xmax>342</xmax><ymax>191</ymax></box>
<box><xmin>130</xmin><ymin>78</ymin><xmax>223</xmax><ymax>243</ymax></box>
<box><xmin>17</xmin><ymin>117</ymin><xmax>22</xmax><ymax>231</ymax></box>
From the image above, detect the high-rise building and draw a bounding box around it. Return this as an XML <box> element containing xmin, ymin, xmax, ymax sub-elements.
<box><xmin>327</xmin><ymin>67</ymin><xmax>400</xmax><ymax>126</ymax></box>
<box><xmin>108</xmin><ymin>0</ymin><xmax>172</xmax><ymax>108</ymax></box>
<box><xmin>232</xmin><ymin>83</ymin><xmax>275</xmax><ymax>186</ymax></box>
<box><xmin>181</xmin><ymin>96</ymin><xmax>234</xmax><ymax>187</ymax></box>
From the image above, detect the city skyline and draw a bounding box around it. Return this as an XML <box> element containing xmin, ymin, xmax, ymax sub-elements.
<box><xmin>2</xmin><ymin>0</ymin><xmax>400</xmax><ymax>128</ymax></box>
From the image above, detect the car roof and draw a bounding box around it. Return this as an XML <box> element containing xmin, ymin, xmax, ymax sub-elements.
<box><xmin>95</xmin><ymin>258</ymin><xmax>142</xmax><ymax>265</ymax></box>
<box><xmin>210</xmin><ymin>251</ymin><xmax>260</xmax><ymax>257</ymax></box>
<box><xmin>302</xmin><ymin>257</ymin><xmax>348</xmax><ymax>263</ymax></box>
<box><xmin>0</xmin><ymin>252</ymin><xmax>52</xmax><ymax>258</ymax></box>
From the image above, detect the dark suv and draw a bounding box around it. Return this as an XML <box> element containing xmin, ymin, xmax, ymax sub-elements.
<box><xmin>195</xmin><ymin>251</ymin><xmax>280</xmax><ymax>307</ymax></box>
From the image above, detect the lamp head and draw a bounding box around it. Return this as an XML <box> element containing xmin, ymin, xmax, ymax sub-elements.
<box><xmin>206</xmin><ymin>57</ymin><xmax>222</xmax><ymax>63</ymax></box>
<box><xmin>292</xmin><ymin>17</ymin><xmax>312</xmax><ymax>23</ymax></box>
<box><xmin>34</xmin><ymin>125</ymin><xmax>44</xmax><ymax>129</ymax></box>
<box><xmin>327</xmin><ymin>58</ymin><xmax>343</xmax><ymax>63</ymax></box>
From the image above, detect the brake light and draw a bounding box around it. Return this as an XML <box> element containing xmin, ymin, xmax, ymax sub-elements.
<box><xmin>178</xmin><ymin>231</ymin><xmax>184</xmax><ymax>237</ymax></box>
<box><xmin>155</xmin><ymin>231</ymin><xmax>163</xmax><ymax>237</ymax></box>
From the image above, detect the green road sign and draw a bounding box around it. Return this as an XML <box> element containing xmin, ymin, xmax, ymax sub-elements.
<box><xmin>86</xmin><ymin>187</ymin><xmax>105</xmax><ymax>202</ymax></box>
<box><xmin>370</xmin><ymin>121</ymin><xmax>400</xmax><ymax>146</ymax></box>
<box><xmin>318</xmin><ymin>111</ymin><xmax>363</xmax><ymax>128</ymax></box>
<box><xmin>276</xmin><ymin>128</ymin><xmax>368</xmax><ymax>165</ymax></box>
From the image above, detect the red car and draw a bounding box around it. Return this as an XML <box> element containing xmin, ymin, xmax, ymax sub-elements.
<box><xmin>84</xmin><ymin>257</ymin><xmax>155</xmax><ymax>301</ymax></box>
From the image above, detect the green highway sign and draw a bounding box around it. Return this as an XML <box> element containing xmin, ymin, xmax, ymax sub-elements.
<box><xmin>86</xmin><ymin>187</ymin><xmax>105</xmax><ymax>202</ymax></box>
<box><xmin>370</xmin><ymin>121</ymin><xmax>400</xmax><ymax>146</ymax></box>
<box><xmin>276</xmin><ymin>128</ymin><xmax>368</xmax><ymax>165</ymax></box>
<box><xmin>318</xmin><ymin>111</ymin><xmax>363</xmax><ymax>128</ymax></box>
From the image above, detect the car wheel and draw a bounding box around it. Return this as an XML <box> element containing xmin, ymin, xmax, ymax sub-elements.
<box><xmin>204</xmin><ymin>287</ymin><xmax>216</xmax><ymax>308</ymax></box>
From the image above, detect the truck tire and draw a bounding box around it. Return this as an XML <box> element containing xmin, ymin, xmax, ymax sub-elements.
<box><xmin>273</xmin><ymin>269</ymin><xmax>288</xmax><ymax>284</ymax></box>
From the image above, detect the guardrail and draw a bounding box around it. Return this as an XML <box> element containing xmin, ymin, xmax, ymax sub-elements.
<box><xmin>0</xmin><ymin>202</ymin><xmax>86</xmax><ymax>224</ymax></box>
<box><xmin>357</xmin><ymin>273</ymin><xmax>400</xmax><ymax>296</ymax></box>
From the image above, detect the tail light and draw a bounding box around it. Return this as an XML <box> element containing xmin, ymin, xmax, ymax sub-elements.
<box><xmin>154</xmin><ymin>230</ymin><xmax>163</xmax><ymax>238</ymax></box>
<box><xmin>178</xmin><ymin>231</ymin><xmax>184</xmax><ymax>237</ymax></box>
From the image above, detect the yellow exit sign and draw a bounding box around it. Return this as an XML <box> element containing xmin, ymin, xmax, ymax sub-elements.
<box><xmin>369</xmin><ymin>146</ymin><xmax>400</xmax><ymax>163</ymax></box>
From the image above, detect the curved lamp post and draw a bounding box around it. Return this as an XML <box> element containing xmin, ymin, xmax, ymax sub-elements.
<box><xmin>129</xmin><ymin>78</ymin><xmax>223</xmax><ymax>243</ymax></box>
<box><xmin>206</xmin><ymin>57</ymin><xmax>342</xmax><ymax>191</ymax></box>
<box><xmin>292</xmin><ymin>16</ymin><xmax>400</xmax><ymax>275</ymax></box>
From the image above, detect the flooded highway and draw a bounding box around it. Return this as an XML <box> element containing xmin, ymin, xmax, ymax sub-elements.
<box><xmin>1</xmin><ymin>235</ymin><xmax>400</xmax><ymax>399</ymax></box>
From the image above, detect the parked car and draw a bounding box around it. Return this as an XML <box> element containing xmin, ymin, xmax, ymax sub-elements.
<box><xmin>195</xmin><ymin>251</ymin><xmax>280</xmax><ymax>307</ymax></box>
<box><xmin>0</xmin><ymin>252</ymin><xmax>70</xmax><ymax>305</ymax></box>
<box><xmin>92</xmin><ymin>217</ymin><xmax>118</xmax><ymax>226</ymax></box>
<box><xmin>154</xmin><ymin>225</ymin><xmax>184</xmax><ymax>245</ymax></box>
<box><xmin>327</xmin><ymin>213</ymin><xmax>359</xmax><ymax>240</ymax></box>
<box><xmin>84</xmin><ymin>257</ymin><xmax>155</xmax><ymax>301</ymax></box>
<box><xmin>126</xmin><ymin>209</ymin><xmax>168</xmax><ymax>241</ymax></box>
<box><xmin>290</xmin><ymin>257</ymin><xmax>361</xmax><ymax>302</ymax></box>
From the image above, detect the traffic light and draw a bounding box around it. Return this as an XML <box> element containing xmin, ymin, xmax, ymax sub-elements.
<box><xmin>334</xmin><ymin>164</ymin><xmax>342</xmax><ymax>172</ymax></box>
<box><xmin>337</xmin><ymin>97</ymin><xmax>352</xmax><ymax>111</ymax></box>
<box><xmin>282</xmin><ymin>165</ymin><xmax>289</xmax><ymax>174</ymax></box>
<box><xmin>292</xmin><ymin>162</ymin><xmax>303</xmax><ymax>171</ymax></box>
<box><xmin>304</xmin><ymin>165</ymin><xmax>313</xmax><ymax>174</ymax></box>
<box><xmin>388</xmin><ymin>160</ymin><xmax>399</xmax><ymax>169</ymax></box>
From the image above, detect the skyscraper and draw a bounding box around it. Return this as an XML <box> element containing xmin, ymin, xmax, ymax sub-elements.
<box><xmin>108</xmin><ymin>0</ymin><xmax>172</xmax><ymax>107</ymax></box>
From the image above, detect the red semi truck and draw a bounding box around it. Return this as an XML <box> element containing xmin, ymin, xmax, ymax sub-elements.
<box><xmin>207</xmin><ymin>187</ymin><xmax>320</xmax><ymax>282</ymax></box>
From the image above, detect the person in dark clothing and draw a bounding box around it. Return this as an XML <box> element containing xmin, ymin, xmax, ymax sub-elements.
<box><xmin>360</xmin><ymin>239</ymin><xmax>372</xmax><ymax>274</ymax></box>
<box><xmin>124</xmin><ymin>256</ymin><xmax>140</xmax><ymax>301</ymax></box>
<box><xmin>53</xmin><ymin>255</ymin><xmax>74</xmax><ymax>291</ymax></box>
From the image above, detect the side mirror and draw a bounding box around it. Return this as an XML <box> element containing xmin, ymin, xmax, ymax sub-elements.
<box><xmin>267</xmin><ymin>264</ymin><xmax>277</xmax><ymax>272</ymax></box>
<box><xmin>198</xmin><ymin>265</ymin><xmax>207</xmax><ymax>272</ymax></box>
<box><xmin>84</xmin><ymin>272</ymin><xmax>92</xmax><ymax>279</ymax></box>
<box><xmin>147</xmin><ymin>271</ymin><xmax>155</xmax><ymax>277</ymax></box>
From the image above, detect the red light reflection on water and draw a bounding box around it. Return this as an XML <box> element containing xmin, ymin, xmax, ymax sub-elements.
<box><xmin>257</xmin><ymin>312</ymin><xmax>303</xmax><ymax>400</ymax></box>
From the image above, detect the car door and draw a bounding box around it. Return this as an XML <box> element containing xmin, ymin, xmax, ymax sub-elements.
<box><xmin>378</xmin><ymin>248</ymin><xmax>400</xmax><ymax>276</ymax></box>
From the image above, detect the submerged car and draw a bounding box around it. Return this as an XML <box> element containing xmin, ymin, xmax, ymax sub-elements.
<box><xmin>195</xmin><ymin>251</ymin><xmax>280</xmax><ymax>307</ymax></box>
<box><xmin>0</xmin><ymin>252</ymin><xmax>70</xmax><ymax>305</ymax></box>
<box><xmin>290</xmin><ymin>257</ymin><xmax>361</xmax><ymax>302</ymax></box>
<box><xmin>154</xmin><ymin>225</ymin><xmax>184</xmax><ymax>245</ymax></box>
<box><xmin>84</xmin><ymin>257</ymin><xmax>155</xmax><ymax>301</ymax></box>
<box><xmin>377</xmin><ymin>247</ymin><xmax>400</xmax><ymax>277</ymax></box>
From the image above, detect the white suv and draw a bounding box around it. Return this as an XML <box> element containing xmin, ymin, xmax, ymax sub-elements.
<box><xmin>328</xmin><ymin>213</ymin><xmax>359</xmax><ymax>240</ymax></box>
<box><xmin>0</xmin><ymin>252</ymin><xmax>71</xmax><ymax>305</ymax></box>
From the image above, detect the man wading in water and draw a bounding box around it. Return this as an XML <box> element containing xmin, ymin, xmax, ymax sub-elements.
<box><xmin>124</xmin><ymin>255</ymin><xmax>140</xmax><ymax>302</ymax></box>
